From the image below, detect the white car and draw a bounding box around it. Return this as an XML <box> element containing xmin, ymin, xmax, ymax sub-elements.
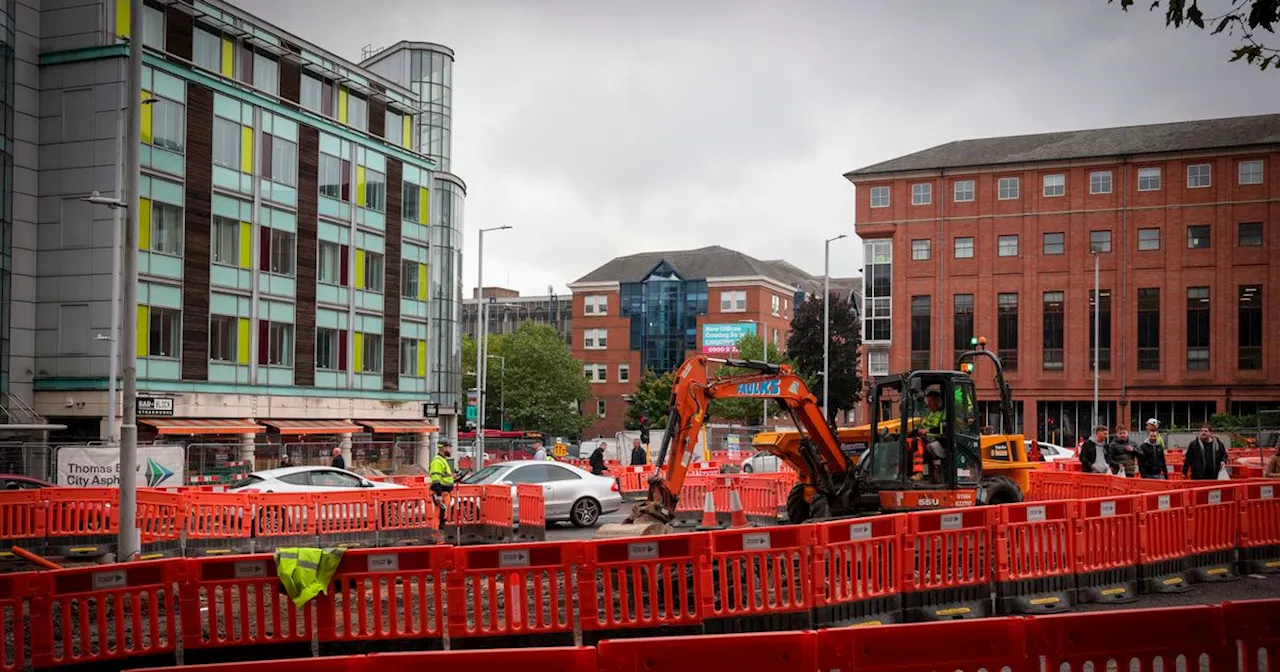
<box><xmin>462</xmin><ymin>460</ymin><xmax>623</xmax><ymax>527</ymax></box>
<box><xmin>230</xmin><ymin>466</ymin><xmax>408</xmax><ymax>493</ymax></box>
<box><xmin>740</xmin><ymin>450</ymin><xmax>783</xmax><ymax>474</ymax></box>
<box><xmin>1026</xmin><ymin>440</ymin><xmax>1076</xmax><ymax>463</ymax></box>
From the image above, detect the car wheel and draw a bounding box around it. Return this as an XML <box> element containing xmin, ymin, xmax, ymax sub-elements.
<box><xmin>570</xmin><ymin>497</ymin><xmax>601</xmax><ymax>528</ymax></box>
<box><xmin>742</xmin><ymin>464</ymin><xmax>754</xmax><ymax>473</ymax></box>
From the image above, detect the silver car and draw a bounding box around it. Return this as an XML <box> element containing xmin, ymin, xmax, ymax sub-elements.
<box><xmin>463</xmin><ymin>460</ymin><xmax>623</xmax><ymax>527</ymax></box>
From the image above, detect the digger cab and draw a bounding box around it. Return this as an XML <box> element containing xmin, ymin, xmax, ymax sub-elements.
<box><xmin>859</xmin><ymin>371</ymin><xmax>983</xmax><ymax>510</ymax></box>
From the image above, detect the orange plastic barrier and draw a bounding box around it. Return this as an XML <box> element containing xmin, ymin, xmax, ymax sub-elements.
<box><xmin>598</xmin><ymin>631</ymin><xmax>817</xmax><ymax>672</ymax></box>
<box><xmin>735</xmin><ymin>477</ymin><xmax>779</xmax><ymax>524</ymax></box>
<box><xmin>1027</xmin><ymin>470</ymin><xmax>1077</xmax><ymax>501</ymax></box>
<box><xmin>448</xmin><ymin>541</ymin><xmax>582</xmax><ymax>647</ymax></box>
<box><xmin>995</xmin><ymin>500</ymin><xmax>1074</xmax><ymax>614</ymax></box>
<box><xmin>480</xmin><ymin>485</ymin><xmax>514</xmax><ymax>543</ymax></box>
<box><xmin>316</xmin><ymin>546</ymin><xmax>453</xmax><ymax>655</ymax></box>
<box><xmin>442</xmin><ymin>485</ymin><xmax>486</xmax><ymax>545</ymax></box>
<box><xmin>1074</xmin><ymin>496</ymin><xmax>1139</xmax><ymax>604</ymax></box>
<box><xmin>704</xmin><ymin>525</ymin><xmax>814</xmax><ymax>632</ymax></box>
<box><xmin>137</xmin><ymin>489</ymin><xmax>185</xmax><ymax>559</ymax></box>
<box><xmin>0</xmin><ymin>574</ymin><xmax>36</xmax><ymax>672</ymax></box>
<box><xmin>813</xmin><ymin>514</ymin><xmax>904</xmax><ymax>626</ymax></box>
<box><xmin>183</xmin><ymin>492</ymin><xmax>253</xmax><ymax>556</ymax></box>
<box><xmin>580</xmin><ymin>532</ymin><xmax>709</xmax><ymax>643</ymax></box>
<box><xmin>374</xmin><ymin>487</ymin><xmax>439</xmax><ymax>547</ymax></box>
<box><xmin>1186</xmin><ymin>484</ymin><xmax>1242</xmax><ymax>581</ymax></box>
<box><xmin>32</xmin><ymin>559</ymin><xmax>182</xmax><ymax>670</ymax></box>
<box><xmin>515</xmin><ymin>484</ymin><xmax>546</xmax><ymax>542</ymax></box>
<box><xmin>1227</xmin><ymin>598</ymin><xmax>1280</xmax><ymax>672</ymax></box>
<box><xmin>0</xmin><ymin>490</ymin><xmax>46</xmax><ymax>556</ymax></box>
<box><xmin>1026</xmin><ymin>604</ymin><xmax>1231</xmax><ymax>672</ymax></box>
<box><xmin>1239</xmin><ymin>482</ymin><xmax>1280</xmax><ymax>574</ymax></box>
<box><xmin>904</xmin><ymin>507</ymin><xmax>996</xmax><ymax>620</ymax></box>
<box><xmin>314</xmin><ymin>491</ymin><xmax>377</xmax><ymax>548</ymax></box>
<box><xmin>817</xmin><ymin>617</ymin><xmax>1032</xmax><ymax>672</ymax></box>
<box><xmin>617</xmin><ymin>467</ymin><xmax>653</xmax><ymax>497</ymax></box>
<box><xmin>1075</xmin><ymin>472</ymin><xmax>1117</xmax><ymax>499</ymax></box>
<box><xmin>251</xmin><ymin>493</ymin><xmax>317</xmax><ymax>551</ymax></box>
<box><xmin>673</xmin><ymin>476</ymin><xmax>710</xmax><ymax>526</ymax></box>
<box><xmin>43</xmin><ymin>487</ymin><xmax>119</xmax><ymax>557</ymax></box>
<box><xmin>180</xmin><ymin>553</ymin><xmax>314</xmax><ymax>664</ymax></box>
<box><xmin>1135</xmin><ymin>489</ymin><xmax>1192</xmax><ymax>593</ymax></box>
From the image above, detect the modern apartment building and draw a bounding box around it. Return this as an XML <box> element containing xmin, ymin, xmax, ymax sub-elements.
<box><xmin>846</xmin><ymin>113</ymin><xmax>1280</xmax><ymax>446</ymax></box>
<box><xmin>462</xmin><ymin>287</ymin><xmax>572</xmax><ymax>344</ymax></box>
<box><xmin>2</xmin><ymin>0</ymin><xmax>465</xmax><ymax>456</ymax></box>
<box><xmin>569</xmin><ymin>245</ymin><xmax>860</xmax><ymax>437</ymax></box>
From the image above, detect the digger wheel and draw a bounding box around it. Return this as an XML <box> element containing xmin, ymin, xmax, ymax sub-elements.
<box><xmin>785</xmin><ymin>484</ymin><xmax>830</xmax><ymax>524</ymax></box>
<box><xmin>979</xmin><ymin>474</ymin><xmax>1023</xmax><ymax>505</ymax></box>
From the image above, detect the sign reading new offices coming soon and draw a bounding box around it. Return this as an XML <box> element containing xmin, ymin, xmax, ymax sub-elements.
<box><xmin>701</xmin><ymin>323</ymin><xmax>757</xmax><ymax>355</ymax></box>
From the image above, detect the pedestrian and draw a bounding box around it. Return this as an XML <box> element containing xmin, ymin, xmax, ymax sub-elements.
<box><xmin>1183</xmin><ymin>424</ymin><xmax>1228</xmax><ymax>480</ymax></box>
<box><xmin>589</xmin><ymin>442</ymin><xmax>606</xmax><ymax>475</ymax></box>
<box><xmin>280</xmin><ymin>453</ymin><xmax>294</xmax><ymax>468</ymax></box>
<box><xmin>1144</xmin><ymin>418</ymin><xmax>1165</xmax><ymax>449</ymax></box>
<box><xmin>1136</xmin><ymin>427</ymin><xmax>1167</xmax><ymax>479</ymax></box>
<box><xmin>1079</xmin><ymin>426</ymin><xmax>1115</xmax><ymax>474</ymax></box>
<box><xmin>630</xmin><ymin>438</ymin><xmax>647</xmax><ymax>466</ymax></box>
<box><xmin>330</xmin><ymin>446</ymin><xmax>345</xmax><ymax>470</ymax></box>
<box><xmin>532</xmin><ymin>441</ymin><xmax>547</xmax><ymax>461</ymax></box>
<box><xmin>1108</xmin><ymin>426</ymin><xmax>1140</xmax><ymax>477</ymax></box>
<box><xmin>430</xmin><ymin>441</ymin><xmax>455</xmax><ymax>529</ymax></box>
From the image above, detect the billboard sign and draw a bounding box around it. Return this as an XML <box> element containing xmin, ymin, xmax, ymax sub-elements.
<box><xmin>57</xmin><ymin>444</ymin><xmax>185</xmax><ymax>487</ymax></box>
<box><xmin>701</xmin><ymin>323</ymin><xmax>757</xmax><ymax>355</ymax></box>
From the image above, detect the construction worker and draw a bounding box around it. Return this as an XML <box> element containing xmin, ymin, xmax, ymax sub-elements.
<box><xmin>430</xmin><ymin>441</ymin><xmax>455</xmax><ymax>529</ymax></box>
<box><xmin>915</xmin><ymin>389</ymin><xmax>947</xmax><ymax>482</ymax></box>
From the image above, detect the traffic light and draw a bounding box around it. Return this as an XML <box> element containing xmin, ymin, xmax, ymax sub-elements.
<box><xmin>640</xmin><ymin>424</ymin><xmax>650</xmax><ymax>445</ymax></box>
<box><xmin>970</xmin><ymin>337</ymin><xmax>978</xmax><ymax>346</ymax></box>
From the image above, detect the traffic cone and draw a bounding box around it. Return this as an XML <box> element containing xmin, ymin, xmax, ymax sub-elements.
<box><xmin>729</xmin><ymin>487</ymin><xmax>749</xmax><ymax>529</ymax></box>
<box><xmin>696</xmin><ymin>492</ymin><xmax>719</xmax><ymax>530</ymax></box>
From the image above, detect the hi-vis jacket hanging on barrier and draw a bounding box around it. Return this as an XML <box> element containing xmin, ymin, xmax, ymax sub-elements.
<box><xmin>275</xmin><ymin>547</ymin><xmax>346</xmax><ymax>606</ymax></box>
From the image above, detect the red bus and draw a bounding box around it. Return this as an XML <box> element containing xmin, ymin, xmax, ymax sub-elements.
<box><xmin>458</xmin><ymin>430</ymin><xmax>548</xmax><ymax>462</ymax></box>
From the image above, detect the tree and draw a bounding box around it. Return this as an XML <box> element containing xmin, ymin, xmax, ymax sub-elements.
<box><xmin>785</xmin><ymin>293</ymin><xmax>862</xmax><ymax>425</ymax></box>
<box><xmin>708</xmin><ymin>334</ymin><xmax>789</xmax><ymax>426</ymax></box>
<box><xmin>625</xmin><ymin>369</ymin><xmax>675</xmax><ymax>430</ymax></box>
<box><xmin>462</xmin><ymin>333</ymin><xmax>507</xmax><ymax>430</ymax></box>
<box><xmin>498</xmin><ymin>322</ymin><xmax>594</xmax><ymax>437</ymax></box>
<box><xmin>1113</xmin><ymin>0</ymin><xmax>1280</xmax><ymax>70</ymax></box>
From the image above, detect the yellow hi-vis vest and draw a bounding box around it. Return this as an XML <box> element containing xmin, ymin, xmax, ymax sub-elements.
<box><xmin>275</xmin><ymin>547</ymin><xmax>345</xmax><ymax>606</ymax></box>
<box><xmin>430</xmin><ymin>453</ymin><xmax>454</xmax><ymax>486</ymax></box>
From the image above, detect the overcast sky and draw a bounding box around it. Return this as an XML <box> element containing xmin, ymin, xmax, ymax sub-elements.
<box><xmin>241</xmin><ymin>0</ymin><xmax>1280</xmax><ymax>297</ymax></box>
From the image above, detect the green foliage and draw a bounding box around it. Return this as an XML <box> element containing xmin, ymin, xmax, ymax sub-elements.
<box><xmin>625</xmin><ymin>369</ymin><xmax>676</xmax><ymax>430</ymax></box>
<box><xmin>785</xmin><ymin>293</ymin><xmax>863</xmax><ymax>424</ymax></box>
<box><xmin>462</xmin><ymin>333</ymin><xmax>506</xmax><ymax>430</ymax></box>
<box><xmin>1113</xmin><ymin>0</ymin><xmax>1280</xmax><ymax>70</ymax></box>
<box><xmin>709</xmin><ymin>334</ymin><xmax>789</xmax><ymax>426</ymax></box>
<box><xmin>476</xmin><ymin>323</ymin><xmax>592</xmax><ymax>437</ymax></box>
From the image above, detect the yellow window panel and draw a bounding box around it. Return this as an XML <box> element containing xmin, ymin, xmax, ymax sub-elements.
<box><xmin>419</xmin><ymin>187</ymin><xmax>429</xmax><ymax>224</ymax></box>
<box><xmin>355</xmin><ymin>166</ymin><xmax>367</xmax><ymax>207</ymax></box>
<box><xmin>353</xmin><ymin>332</ymin><xmax>364</xmax><ymax>373</ymax></box>
<box><xmin>220</xmin><ymin>36</ymin><xmax>234</xmax><ymax>77</ymax></box>
<box><xmin>239</xmin><ymin>222</ymin><xmax>252</xmax><ymax>269</ymax></box>
<box><xmin>417</xmin><ymin>263</ymin><xmax>427</xmax><ymax>301</ymax></box>
<box><xmin>116</xmin><ymin>0</ymin><xmax>130</xmax><ymax>39</ymax></box>
<box><xmin>402</xmin><ymin>115</ymin><xmax>413</xmax><ymax>149</ymax></box>
<box><xmin>417</xmin><ymin>341</ymin><xmax>426</xmax><ymax>377</ymax></box>
<box><xmin>140</xmin><ymin>90</ymin><xmax>153</xmax><ymax>144</ymax></box>
<box><xmin>338</xmin><ymin>87</ymin><xmax>349</xmax><ymax>123</ymax></box>
<box><xmin>240</xmin><ymin>126</ymin><xmax>254</xmax><ymax>174</ymax></box>
<box><xmin>138</xmin><ymin>198</ymin><xmax>152</xmax><ymax>251</ymax></box>
<box><xmin>136</xmin><ymin>307</ymin><xmax>149</xmax><ymax>358</ymax></box>
<box><xmin>237</xmin><ymin>318</ymin><xmax>251</xmax><ymax>364</ymax></box>
<box><xmin>354</xmin><ymin>249</ymin><xmax>365</xmax><ymax>290</ymax></box>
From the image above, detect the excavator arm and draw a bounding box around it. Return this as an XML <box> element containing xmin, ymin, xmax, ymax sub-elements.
<box><xmin>599</xmin><ymin>354</ymin><xmax>852</xmax><ymax>537</ymax></box>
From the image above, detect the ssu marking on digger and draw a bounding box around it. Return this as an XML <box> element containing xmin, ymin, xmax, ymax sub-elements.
<box><xmin>736</xmin><ymin>379</ymin><xmax>781</xmax><ymax>396</ymax></box>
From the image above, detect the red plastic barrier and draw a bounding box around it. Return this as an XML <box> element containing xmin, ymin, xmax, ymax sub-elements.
<box><xmin>371</xmin><ymin>647</ymin><xmax>596</xmax><ymax>672</ymax></box>
<box><xmin>374</xmin><ymin>487</ymin><xmax>438</xmax><ymax>546</ymax></box>
<box><xmin>1226</xmin><ymin>599</ymin><xmax>1280</xmax><ymax>672</ymax></box>
<box><xmin>813</xmin><ymin>515</ymin><xmax>904</xmax><ymax>626</ymax></box>
<box><xmin>904</xmin><ymin>507</ymin><xmax>996</xmax><ymax>619</ymax></box>
<box><xmin>0</xmin><ymin>490</ymin><xmax>45</xmax><ymax>546</ymax></box>
<box><xmin>129</xmin><ymin>658</ymin><xmax>362</xmax><ymax>672</ymax></box>
<box><xmin>995</xmin><ymin>500</ymin><xmax>1075</xmax><ymax>614</ymax></box>
<box><xmin>251</xmin><ymin>493</ymin><xmax>317</xmax><ymax>549</ymax></box>
<box><xmin>0</xmin><ymin>574</ymin><xmax>37</xmax><ymax>671</ymax></box>
<box><xmin>316</xmin><ymin>546</ymin><xmax>453</xmax><ymax>652</ymax></box>
<box><xmin>183</xmin><ymin>492</ymin><xmax>253</xmax><ymax>555</ymax></box>
<box><xmin>1075</xmin><ymin>472</ymin><xmax>1117</xmax><ymax>498</ymax></box>
<box><xmin>1027</xmin><ymin>604</ymin><xmax>1231</xmax><ymax>672</ymax></box>
<box><xmin>580</xmin><ymin>533</ymin><xmax>709</xmax><ymax>642</ymax></box>
<box><xmin>515</xmin><ymin>484</ymin><xmax>545</xmax><ymax>529</ymax></box>
<box><xmin>817</xmin><ymin>617</ymin><xmax>1032</xmax><ymax>672</ymax></box>
<box><xmin>43</xmin><ymin>487</ymin><xmax>119</xmax><ymax>544</ymax></box>
<box><xmin>1186</xmin><ymin>484</ymin><xmax>1242</xmax><ymax>580</ymax></box>
<box><xmin>617</xmin><ymin>466</ymin><xmax>653</xmax><ymax>495</ymax></box>
<box><xmin>180</xmin><ymin>553</ymin><xmax>314</xmax><ymax>661</ymax></box>
<box><xmin>32</xmin><ymin>559</ymin><xmax>181</xmax><ymax>669</ymax></box>
<box><xmin>1028</xmin><ymin>470</ymin><xmax>1077</xmax><ymax>501</ymax></box>
<box><xmin>705</xmin><ymin>525</ymin><xmax>815</xmax><ymax>630</ymax></box>
<box><xmin>448</xmin><ymin>541</ymin><xmax>582</xmax><ymax>644</ymax></box>
<box><xmin>137</xmin><ymin>489</ymin><xmax>185</xmax><ymax>559</ymax></box>
<box><xmin>1239</xmin><ymin>482</ymin><xmax>1280</xmax><ymax>574</ymax></box>
<box><xmin>1074</xmin><ymin>496</ymin><xmax>1139</xmax><ymax>603</ymax></box>
<box><xmin>314</xmin><ymin>491</ymin><xmax>376</xmax><ymax>543</ymax></box>
<box><xmin>598</xmin><ymin>631</ymin><xmax>816</xmax><ymax>672</ymax></box>
<box><xmin>481</xmin><ymin>484</ymin><xmax>515</xmax><ymax>534</ymax></box>
<box><xmin>1135</xmin><ymin>489</ymin><xmax>1192</xmax><ymax>591</ymax></box>
<box><xmin>736</xmin><ymin>477</ymin><xmax>779</xmax><ymax>522</ymax></box>
<box><xmin>445</xmin><ymin>485</ymin><xmax>484</xmax><ymax>526</ymax></box>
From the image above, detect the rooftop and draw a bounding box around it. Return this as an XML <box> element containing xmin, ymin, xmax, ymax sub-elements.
<box><xmin>845</xmin><ymin>113</ymin><xmax>1280</xmax><ymax>179</ymax></box>
<box><xmin>572</xmin><ymin>245</ymin><xmax>860</xmax><ymax>297</ymax></box>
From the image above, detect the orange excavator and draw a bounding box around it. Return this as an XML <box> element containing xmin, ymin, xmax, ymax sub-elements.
<box><xmin>598</xmin><ymin>341</ymin><xmax>1032</xmax><ymax>538</ymax></box>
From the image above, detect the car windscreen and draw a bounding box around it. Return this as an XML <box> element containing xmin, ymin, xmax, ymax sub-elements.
<box><xmin>229</xmin><ymin>475</ymin><xmax>265</xmax><ymax>489</ymax></box>
<box><xmin>462</xmin><ymin>465</ymin><xmax>507</xmax><ymax>484</ymax></box>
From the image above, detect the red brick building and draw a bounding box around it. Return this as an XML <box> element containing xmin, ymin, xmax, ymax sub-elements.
<box><xmin>569</xmin><ymin>246</ymin><xmax>859</xmax><ymax>437</ymax></box>
<box><xmin>846</xmin><ymin>113</ymin><xmax>1280</xmax><ymax>446</ymax></box>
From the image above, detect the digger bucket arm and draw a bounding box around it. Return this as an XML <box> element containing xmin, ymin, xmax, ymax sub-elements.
<box><xmin>957</xmin><ymin>343</ymin><xmax>1015</xmax><ymax>435</ymax></box>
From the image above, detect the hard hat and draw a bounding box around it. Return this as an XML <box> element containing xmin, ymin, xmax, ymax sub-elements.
<box><xmin>1145</xmin><ymin>418</ymin><xmax>1160</xmax><ymax>428</ymax></box>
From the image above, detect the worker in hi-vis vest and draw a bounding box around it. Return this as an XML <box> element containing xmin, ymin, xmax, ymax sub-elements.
<box><xmin>430</xmin><ymin>441</ymin><xmax>455</xmax><ymax>529</ymax></box>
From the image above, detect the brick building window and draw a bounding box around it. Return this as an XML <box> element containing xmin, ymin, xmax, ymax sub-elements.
<box><xmin>997</xmin><ymin>177</ymin><xmax>1020</xmax><ymax>200</ymax></box>
<box><xmin>954</xmin><ymin>237</ymin><xmax>974</xmax><ymax>259</ymax></box>
<box><xmin>1186</xmin><ymin>287</ymin><xmax>1210</xmax><ymax>371</ymax></box>
<box><xmin>1187</xmin><ymin>225</ymin><xmax>1211</xmax><ymax>249</ymax></box>
<box><xmin>998</xmin><ymin>235</ymin><xmax>1019</xmax><ymax>257</ymax></box>
<box><xmin>584</xmin><ymin>295</ymin><xmax>607</xmax><ymax>315</ymax></box>
<box><xmin>953</xmin><ymin>180</ymin><xmax>975</xmax><ymax>202</ymax></box>
<box><xmin>1089</xmin><ymin>171</ymin><xmax>1112</xmax><ymax>195</ymax></box>
<box><xmin>584</xmin><ymin>364</ymin><xmax>607</xmax><ymax>383</ymax></box>
<box><xmin>869</xmin><ymin>186</ymin><xmax>890</xmax><ymax>208</ymax></box>
<box><xmin>1238</xmin><ymin>222</ymin><xmax>1263</xmax><ymax>247</ymax></box>
<box><xmin>869</xmin><ymin>350</ymin><xmax>889</xmax><ymax>377</ymax></box>
<box><xmin>597</xmin><ymin>400</ymin><xmax>607</xmax><ymax>417</ymax></box>
<box><xmin>584</xmin><ymin>328</ymin><xmax>608</xmax><ymax>349</ymax></box>
<box><xmin>618</xmin><ymin>364</ymin><xmax>630</xmax><ymax>383</ymax></box>
<box><xmin>1042</xmin><ymin>292</ymin><xmax>1064</xmax><ymax>370</ymax></box>
<box><xmin>1138</xmin><ymin>228</ymin><xmax>1161</xmax><ymax>251</ymax></box>
<box><xmin>911</xmin><ymin>239</ymin><xmax>931</xmax><ymax>261</ymax></box>
<box><xmin>1187</xmin><ymin>163</ymin><xmax>1211</xmax><ymax>188</ymax></box>
<box><xmin>1137</xmin><ymin>289</ymin><xmax>1160</xmax><ymax>371</ymax></box>
<box><xmin>1138</xmin><ymin>167</ymin><xmax>1162</xmax><ymax>191</ymax></box>
<box><xmin>1090</xmin><ymin>230</ymin><xmax>1112</xmax><ymax>253</ymax></box>
<box><xmin>1239</xmin><ymin>160</ymin><xmax>1264</xmax><ymax>185</ymax></box>
<box><xmin>953</xmin><ymin>294</ymin><xmax>974</xmax><ymax>363</ymax></box>
<box><xmin>1239</xmin><ymin>286</ymin><xmax>1263</xmax><ymax>370</ymax></box>
<box><xmin>1043</xmin><ymin>174</ymin><xmax>1064</xmax><ymax>197</ymax></box>
<box><xmin>1089</xmin><ymin>290</ymin><xmax>1111</xmax><ymax>371</ymax></box>
<box><xmin>910</xmin><ymin>296</ymin><xmax>930</xmax><ymax>370</ymax></box>
<box><xmin>720</xmin><ymin>291</ymin><xmax>746</xmax><ymax>312</ymax></box>
<box><xmin>997</xmin><ymin>293</ymin><xmax>1018</xmax><ymax>371</ymax></box>
<box><xmin>1043</xmin><ymin>232</ymin><xmax>1065</xmax><ymax>255</ymax></box>
<box><xmin>911</xmin><ymin>183</ymin><xmax>932</xmax><ymax>205</ymax></box>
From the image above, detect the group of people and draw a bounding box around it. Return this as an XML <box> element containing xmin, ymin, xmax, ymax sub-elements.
<box><xmin>1079</xmin><ymin>420</ymin><xmax>1230</xmax><ymax>480</ymax></box>
<box><xmin>585</xmin><ymin>438</ymin><xmax>650</xmax><ymax>475</ymax></box>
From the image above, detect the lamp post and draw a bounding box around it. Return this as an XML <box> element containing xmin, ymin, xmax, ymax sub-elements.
<box><xmin>488</xmin><ymin>355</ymin><xmax>506</xmax><ymax>430</ymax></box>
<box><xmin>474</xmin><ymin>225</ymin><xmax>512</xmax><ymax>465</ymax></box>
<box><xmin>822</xmin><ymin>233</ymin><xmax>848</xmax><ymax>424</ymax></box>
<box><xmin>740</xmin><ymin>319</ymin><xmax>768</xmax><ymax>426</ymax></box>
<box><xmin>1091</xmin><ymin>249</ymin><xmax>1100</xmax><ymax>430</ymax></box>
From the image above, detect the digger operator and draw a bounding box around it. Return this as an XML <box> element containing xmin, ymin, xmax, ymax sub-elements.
<box><xmin>914</xmin><ymin>388</ymin><xmax>948</xmax><ymax>483</ymax></box>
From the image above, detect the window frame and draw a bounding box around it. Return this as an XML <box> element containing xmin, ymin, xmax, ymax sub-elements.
<box><xmin>1043</xmin><ymin>232</ymin><xmax>1065</xmax><ymax>255</ymax></box>
<box><xmin>868</xmin><ymin>350</ymin><xmax>889</xmax><ymax>377</ymax></box>
<box><xmin>911</xmin><ymin>183</ymin><xmax>932</xmax><ymax>206</ymax></box>
<box><xmin>953</xmin><ymin>236</ymin><xmax>975</xmax><ymax>259</ymax></box>
<box><xmin>317</xmin><ymin>240</ymin><xmax>342</xmax><ymax>285</ymax></box>
<box><xmin>316</xmin><ymin>327</ymin><xmax>340</xmax><ymax>370</ymax></box>
<box><xmin>1089</xmin><ymin>171</ymin><xmax>1113</xmax><ymax>195</ymax></box>
<box><xmin>1137</xmin><ymin>228</ymin><xmax>1161</xmax><ymax>251</ymax></box>
<box><xmin>1089</xmin><ymin>230</ymin><xmax>1112</xmax><ymax>253</ymax></box>
<box><xmin>268</xmin><ymin>228</ymin><xmax>296</xmax><ymax>276</ymax></box>
<box><xmin>212</xmin><ymin>117</ymin><xmax>241</xmax><ymax>170</ymax></box>
<box><xmin>869</xmin><ymin>186</ymin><xmax>890</xmax><ymax>208</ymax></box>
<box><xmin>911</xmin><ymin>239</ymin><xmax>931</xmax><ymax>261</ymax></box>
<box><xmin>953</xmin><ymin>179</ymin><xmax>975</xmax><ymax>203</ymax></box>
<box><xmin>1186</xmin><ymin>287</ymin><xmax>1211</xmax><ymax>371</ymax></box>
<box><xmin>401</xmin><ymin>259</ymin><xmax>422</xmax><ymax>298</ymax></box>
<box><xmin>1137</xmin><ymin>288</ymin><xmax>1161</xmax><ymax>371</ymax></box>
<box><xmin>149</xmin><ymin>97</ymin><xmax>186</xmax><ymax>154</ymax></box>
<box><xmin>719</xmin><ymin>290</ymin><xmax>747</xmax><ymax>313</ymax></box>
<box><xmin>150</xmin><ymin>201</ymin><xmax>184</xmax><ymax>256</ymax></box>
<box><xmin>997</xmin><ymin>177</ymin><xmax>1020</xmax><ymax>200</ymax></box>
<box><xmin>1187</xmin><ymin>225</ymin><xmax>1211</xmax><ymax>250</ymax></box>
<box><xmin>209</xmin><ymin>314</ymin><xmax>237</xmax><ymax>363</ymax></box>
<box><xmin>1042</xmin><ymin>174</ymin><xmax>1065</xmax><ymax>197</ymax></box>
<box><xmin>1137</xmin><ymin>167</ymin><xmax>1162</xmax><ymax>191</ymax></box>
<box><xmin>1041</xmin><ymin>291</ymin><xmax>1065</xmax><ymax>371</ymax></box>
<box><xmin>1239</xmin><ymin>159</ymin><xmax>1264</xmax><ymax>185</ymax></box>
<box><xmin>363</xmin><ymin>252</ymin><xmax>385</xmax><ymax>292</ymax></box>
<box><xmin>1187</xmin><ymin>163</ymin><xmax>1212</xmax><ymax>189</ymax></box>
<box><xmin>1238</xmin><ymin>285</ymin><xmax>1263</xmax><ymax>370</ymax></box>
<box><xmin>148</xmin><ymin>307</ymin><xmax>181</xmax><ymax>359</ymax></box>
<box><xmin>1238</xmin><ymin>222</ymin><xmax>1263</xmax><ymax>247</ymax></box>
<box><xmin>997</xmin><ymin>293</ymin><xmax>1019</xmax><ymax>371</ymax></box>
<box><xmin>266</xmin><ymin>321</ymin><xmax>294</xmax><ymax>367</ymax></box>
<box><xmin>618</xmin><ymin>364</ymin><xmax>630</xmax><ymax>383</ymax></box>
<box><xmin>997</xmin><ymin>234</ymin><xmax>1019</xmax><ymax>257</ymax></box>
<box><xmin>400</xmin><ymin>339</ymin><xmax>420</xmax><ymax>376</ymax></box>
<box><xmin>193</xmin><ymin>25</ymin><xmax>221</xmax><ymax>71</ymax></box>
<box><xmin>360</xmin><ymin>333</ymin><xmax>382</xmax><ymax>373</ymax></box>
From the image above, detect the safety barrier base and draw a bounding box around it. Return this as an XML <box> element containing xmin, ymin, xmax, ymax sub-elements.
<box><xmin>448</xmin><ymin>633</ymin><xmax>577</xmax><ymax>651</ymax></box>
<box><xmin>813</xmin><ymin>595</ymin><xmax>903</xmax><ymax>627</ymax></box>
<box><xmin>1074</xmin><ymin>567</ymin><xmax>1140</xmax><ymax>604</ymax></box>
<box><xmin>318</xmin><ymin>636</ymin><xmax>445</xmax><ymax>658</ymax></box>
<box><xmin>1138</xmin><ymin>558</ymin><xmax>1193</xmax><ymax>593</ymax></box>
<box><xmin>995</xmin><ymin>576</ymin><xmax>1074</xmax><ymax>615</ymax></box>
<box><xmin>581</xmin><ymin>625</ymin><xmax>705</xmax><ymax>647</ymax></box>
<box><xmin>1240</xmin><ymin>544</ymin><xmax>1280</xmax><ymax>574</ymax></box>
<box><xmin>1189</xmin><ymin>550</ymin><xmax>1241</xmax><ymax>583</ymax></box>
<box><xmin>703</xmin><ymin>610</ymin><xmax>813</xmax><ymax>635</ymax></box>
<box><xmin>903</xmin><ymin>586</ymin><xmax>991</xmax><ymax>621</ymax></box>
<box><xmin>185</xmin><ymin>642</ymin><xmax>315</xmax><ymax>667</ymax></box>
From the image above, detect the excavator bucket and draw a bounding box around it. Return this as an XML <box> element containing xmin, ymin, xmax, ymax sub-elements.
<box><xmin>593</xmin><ymin>502</ymin><xmax>677</xmax><ymax>538</ymax></box>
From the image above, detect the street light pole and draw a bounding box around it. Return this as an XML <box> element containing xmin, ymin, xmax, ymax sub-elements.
<box><xmin>119</xmin><ymin>0</ymin><xmax>143</xmax><ymax>561</ymax></box>
<box><xmin>473</xmin><ymin>225</ymin><xmax>512</xmax><ymax>466</ymax></box>
<box><xmin>822</xmin><ymin>234</ymin><xmax>847</xmax><ymax>424</ymax></box>
<box><xmin>488</xmin><ymin>355</ymin><xmax>506</xmax><ymax>430</ymax></box>
<box><xmin>1092</xmin><ymin>250</ymin><xmax>1100</xmax><ymax>430</ymax></box>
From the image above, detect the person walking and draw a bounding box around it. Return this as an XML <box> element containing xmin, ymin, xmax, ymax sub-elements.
<box><xmin>1136</xmin><ymin>427</ymin><xmax>1167</xmax><ymax>479</ymax></box>
<box><xmin>330</xmin><ymin>447</ymin><xmax>345</xmax><ymax>470</ymax></box>
<box><xmin>1079</xmin><ymin>426</ymin><xmax>1116</xmax><ymax>474</ymax></box>
<box><xmin>532</xmin><ymin>442</ymin><xmax>547</xmax><ymax>461</ymax></box>
<box><xmin>589</xmin><ymin>442</ymin><xmax>606</xmax><ymax>475</ymax></box>
<box><xmin>430</xmin><ymin>441</ymin><xmax>455</xmax><ymax>529</ymax></box>
<box><xmin>279</xmin><ymin>453</ymin><xmax>294</xmax><ymax>468</ymax></box>
<box><xmin>1108</xmin><ymin>426</ymin><xmax>1140</xmax><ymax>477</ymax></box>
<box><xmin>1183</xmin><ymin>424</ymin><xmax>1228</xmax><ymax>480</ymax></box>
<box><xmin>630</xmin><ymin>438</ymin><xmax>647</xmax><ymax>466</ymax></box>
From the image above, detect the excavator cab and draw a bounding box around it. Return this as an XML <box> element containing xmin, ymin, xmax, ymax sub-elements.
<box><xmin>860</xmin><ymin>371</ymin><xmax>983</xmax><ymax>511</ymax></box>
